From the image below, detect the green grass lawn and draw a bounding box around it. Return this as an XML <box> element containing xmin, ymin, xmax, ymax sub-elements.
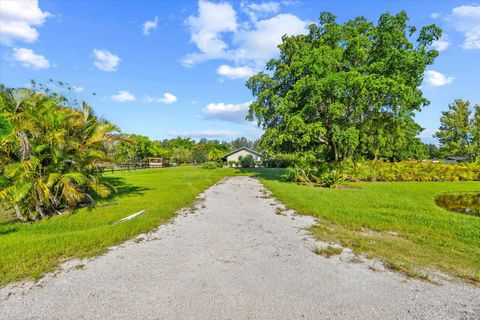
<box><xmin>249</xmin><ymin>169</ymin><xmax>480</xmax><ymax>282</ymax></box>
<box><xmin>0</xmin><ymin>167</ymin><xmax>233</xmax><ymax>286</ymax></box>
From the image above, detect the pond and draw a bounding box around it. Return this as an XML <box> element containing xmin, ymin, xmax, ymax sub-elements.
<box><xmin>435</xmin><ymin>193</ymin><xmax>480</xmax><ymax>217</ymax></box>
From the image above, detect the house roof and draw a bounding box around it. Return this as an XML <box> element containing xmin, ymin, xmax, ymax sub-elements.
<box><xmin>222</xmin><ymin>147</ymin><xmax>262</xmax><ymax>159</ymax></box>
<box><xmin>445</xmin><ymin>156</ymin><xmax>467</xmax><ymax>161</ymax></box>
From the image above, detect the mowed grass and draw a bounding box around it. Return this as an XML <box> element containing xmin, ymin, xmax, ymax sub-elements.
<box><xmin>0</xmin><ymin>167</ymin><xmax>233</xmax><ymax>286</ymax></box>
<box><xmin>251</xmin><ymin>169</ymin><xmax>480</xmax><ymax>282</ymax></box>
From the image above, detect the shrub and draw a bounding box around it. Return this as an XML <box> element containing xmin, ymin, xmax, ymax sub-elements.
<box><xmin>286</xmin><ymin>158</ymin><xmax>480</xmax><ymax>187</ymax></box>
<box><xmin>284</xmin><ymin>155</ymin><xmax>347</xmax><ymax>188</ymax></box>
<box><xmin>320</xmin><ymin>169</ymin><xmax>346</xmax><ymax>188</ymax></box>
<box><xmin>238</xmin><ymin>155</ymin><xmax>255</xmax><ymax>168</ymax></box>
<box><xmin>227</xmin><ymin>160</ymin><xmax>238</xmax><ymax>167</ymax></box>
<box><xmin>342</xmin><ymin>160</ymin><xmax>480</xmax><ymax>182</ymax></box>
<box><xmin>202</xmin><ymin>161</ymin><xmax>218</xmax><ymax>169</ymax></box>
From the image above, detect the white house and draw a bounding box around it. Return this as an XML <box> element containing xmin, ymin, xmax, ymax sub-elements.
<box><xmin>222</xmin><ymin>147</ymin><xmax>262</xmax><ymax>162</ymax></box>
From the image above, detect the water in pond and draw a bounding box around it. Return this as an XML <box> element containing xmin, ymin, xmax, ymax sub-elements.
<box><xmin>435</xmin><ymin>193</ymin><xmax>480</xmax><ymax>217</ymax></box>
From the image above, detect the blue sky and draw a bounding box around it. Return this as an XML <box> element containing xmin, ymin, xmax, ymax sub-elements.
<box><xmin>1</xmin><ymin>0</ymin><xmax>479</xmax><ymax>143</ymax></box>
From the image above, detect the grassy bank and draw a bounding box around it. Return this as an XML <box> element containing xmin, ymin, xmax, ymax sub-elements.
<box><xmin>0</xmin><ymin>167</ymin><xmax>233</xmax><ymax>286</ymax></box>
<box><xmin>251</xmin><ymin>169</ymin><xmax>480</xmax><ymax>282</ymax></box>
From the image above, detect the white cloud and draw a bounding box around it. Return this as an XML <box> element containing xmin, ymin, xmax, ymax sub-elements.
<box><xmin>424</xmin><ymin>70</ymin><xmax>454</xmax><ymax>87</ymax></box>
<box><xmin>93</xmin><ymin>49</ymin><xmax>120</xmax><ymax>72</ymax></box>
<box><xmin>142</xmin><ymin>16</ymin><xmax>158</xmax><ymax>36</ymax></box>
<box><xmin>183</xmin><ymin>1</ymin><xmax>308</xmax><ymax>69</ymax></box>
<box><xmin>232</xmin><ymin>13</ymin><xmax>307</xmax><ymax>64</ymax></box>
<box><xmin>463</xmin><ymin>26</ymin><xmax>480</xmax><ymax>49</ymax></box>
<box><xmin>71</xmin><ymin>86</ymin><xmax>84</xmax><ymax>93</ymax></box>
<box><xmin>111</xmin><ymin>91</ymin><xmax>135</xmax><ymax>102</ymax></box>
<box><xmin>418</xmin><ymin>128</ymin><xmax>439</xmax><ymax>138</ymax></box>
<box><xmin>242</xmin><ymin>1</ymin><xmax>280</xmax><ymax>21</ymax></box>
<box><xmin>169</xmin><ymin>129</ymin><xmax>241</xmax><ymax>139</ymax></box>
<box><xmin>12</xmin><ymin>48</ymin><xmax>50</xmax><ymax>69</ymax></box>
<box><xmin>450</xmin><ymin>5</ymin><xmax>480</xmax><ymax>49</ymax></box>
<box><xmin>430</xmin><ymin>12</ymin><xmax>440</xmax><ymax>19</ymax></box>
<box><xmin>144</xmin><ymin>92</ymin><xmax>177</xmax><ymax>104</ymax></box>
<box><xmin>432</xmin><ymin>35</ymin><xmax>450</xmax><ymax>51</ymax></box>
<box><xmin>216</xmin><ymin>64</ymin><xmax>255</xmax><ymax>79</ymax></box>
<box><xmin>203</xmin><ymin>101</ymin><xmax>251</xmax><ymax>123</ymax></box>
<box><xmin>0</xmin><ymin>0</ymin><xmax>50</xmax><ymax>45</ymax></box>
<box><xmin>184</xmin><ymin>0</ymin><xmax>238</xmax><ymax>65</ymax></box>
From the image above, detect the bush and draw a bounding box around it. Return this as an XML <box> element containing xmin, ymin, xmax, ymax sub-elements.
<box><xmin>226</xmin><ymin>160</ymin><xmax>238</xmax><ymax>167</ymax></box>
<box><xmin>202</xmin><ymin>161</ymin><xmax>218</xmax><ymax>169</ymax></box>
<box><xmin>285</xmin><ymin>158</ymin><xmax>480</xmax><ymax>187</ymax></box>
<box><xmin>0</xmin><ymin>86</ymin><xmax>120</xmax><ymax>221</ymax></box>
<box><xmin>284</xmin><ymin>155</ymin><xmax>345</xmax><ymax>188</ymax></box>
<box><xmin>238</xmin><ymin>155</ymin><xmax>255</xmax><ymax>168</ymax></box>
<box><xmin>341</xmin><ymin>160</ymin><xmax>480</xmax><ymax>182</ymax></box>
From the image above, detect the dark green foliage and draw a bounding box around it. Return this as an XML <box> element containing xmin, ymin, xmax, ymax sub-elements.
<box><xmin>423</xmin><ymin>143</ymin><xmax>442</xmax><ymax>159</ymax></box>
<box><xmin>0</xmin><ymin>115</ymin><xmax>11</xmax><ymax>138</ymax></box>
<box><xmin>230</xmin><ymin>137</ymin><xmax>260</xmax><ymax>150</ymax></box>
<box><xmin>284</xmin><ymin>155</ymin><xmax>345</xmax><ymax>188</ymax></box>
<box><xmin>247</xmin><ymin>11</ymin><xmax>441</xmax><ymax>162</ymax></box>
<box><xmin>113</xmin><ymin>134</ymin><xmax>168</xmax><ymax>163</ymax></box>
<box><xmin>238</xmin><ymin>155</ymin><xmax>255</xmax><ymax>168</ymax></box>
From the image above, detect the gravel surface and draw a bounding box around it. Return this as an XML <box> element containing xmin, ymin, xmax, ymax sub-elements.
<box><xmin>1</xmin><ymin>176</ymin><xmax>479</xmax><ymax>319</ymax></box>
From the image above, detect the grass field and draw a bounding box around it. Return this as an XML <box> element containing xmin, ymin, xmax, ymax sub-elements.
<box><xmin>0</xmin><ymin>167</ymin><xmax>233</xmax><ymax>286</ymax></box>
<box><xmin>249</xmin><ymin>169</ymin><xmax>480</xmax><ymax>282</ymax></box>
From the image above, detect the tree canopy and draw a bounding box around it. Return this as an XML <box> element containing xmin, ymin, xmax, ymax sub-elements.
<box><xmin>247</xmin><ymin>11</ymin><xmax>441</xmax><ymax>162</ymax></box>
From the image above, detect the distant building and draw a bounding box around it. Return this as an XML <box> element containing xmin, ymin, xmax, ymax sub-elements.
<box><xmin>444</xmin><ymin>156</ymin><xmax>467</xmax><ymax>163</ymax></box>
<box><xmin>222</xmin><ymin>147</ymin><xmax>262</xmax><ymax>162</ymax></box>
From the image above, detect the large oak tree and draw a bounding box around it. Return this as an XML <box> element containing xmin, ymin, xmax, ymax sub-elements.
<box><xmin>247</xmin><ymin>11</ymin><xmax>441</xmax><ymax>162</ymax></box>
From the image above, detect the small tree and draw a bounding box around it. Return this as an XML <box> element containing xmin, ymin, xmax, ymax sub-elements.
<box><xmin>435</xmin><ymin>99</ymin><xmax>479</xmax><ymax>161</ymax></box>
<box><xmin>170</xmin><ymin>148</ymin><xmax>192</xmax><ymax>164</ymax></box>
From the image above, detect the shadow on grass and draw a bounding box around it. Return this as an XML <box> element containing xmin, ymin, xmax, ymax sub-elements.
<box><xmin>235</xmin><ymin>168</ymin><xmax>286</xmax><ymax>181</ymax></box>
<box><xmin>0</xmin><ymin>177</ymin><xmax>150</xmax><ymax>228</ymax></box>
<box><xmin>0</xmin><ymin>225</ymin><xmax>19</xmax><ymax>235</ymax></box>
<box><xmin>100</xmin><ymin>176</ymin><xmax>150</xmax><ymax>201</ymax></box>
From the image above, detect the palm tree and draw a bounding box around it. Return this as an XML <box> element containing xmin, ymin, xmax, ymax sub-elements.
<box><xmin>0</xmin><ymin>85</ymin><xmax>120</xmax><ymax>221</ymax></box>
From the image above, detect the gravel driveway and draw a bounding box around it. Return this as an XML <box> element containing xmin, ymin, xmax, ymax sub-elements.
<box><xmin>1</xmin><ymin>176</ymin><xmax>479</xmax><ymax>319</ymax></box>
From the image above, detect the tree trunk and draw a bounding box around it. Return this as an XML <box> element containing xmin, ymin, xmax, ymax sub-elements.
<box><xmin>36</xmin><ymin>205</ymin><xmax>46</xmax><ymax>220</ymax></box>
<box><xmin>14</xmin><ymin>204</ymin><xmax>26</xmax><ymax>222</ymax></box>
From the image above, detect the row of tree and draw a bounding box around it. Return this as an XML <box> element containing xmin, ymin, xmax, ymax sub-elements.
<box><xmin>111</xmin><ymin>135</ymin><xmax>259</xmax><ymax>165</ymax></box>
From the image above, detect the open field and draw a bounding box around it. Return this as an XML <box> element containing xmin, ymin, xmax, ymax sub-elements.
<box><xmin>0</xmin><ymin>167</ymin><xmax>233</xmax><ymax>286</ymax></box>
<box><xmin>248</xmin><ymin>169</ymin><xmax>480</xmax><ymax>282</ymax></box>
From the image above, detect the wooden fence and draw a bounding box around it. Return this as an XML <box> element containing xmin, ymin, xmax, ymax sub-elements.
<box><xmin>103</xmin><ymin>162</ymin><xmax>169</xmax><ymax>173</ymax></box>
